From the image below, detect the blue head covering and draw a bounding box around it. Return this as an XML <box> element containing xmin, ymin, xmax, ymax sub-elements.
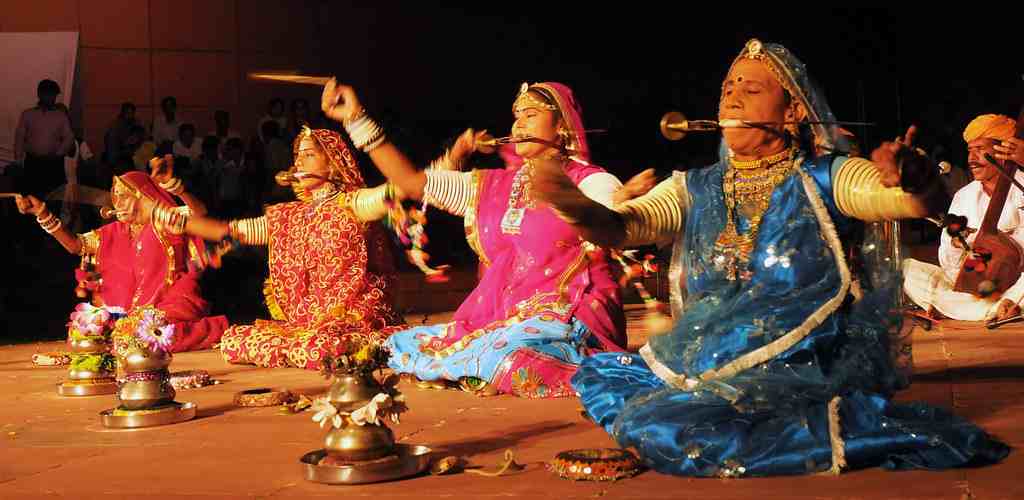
<box><xmin>718</xmin><ymin>39</ymin><xmax>849</xmax><ymax>161</ymax></box>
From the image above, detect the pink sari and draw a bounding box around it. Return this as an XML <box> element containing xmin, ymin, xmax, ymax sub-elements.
<box><xmin>91</xmin><ymin>172</ymin><xmax>227</xmax><ymax>352</ymax></box>
<box><xmin>387</xmin><ymin>83</ymin><xmax>625</xmax><ymax>398</ymax></box>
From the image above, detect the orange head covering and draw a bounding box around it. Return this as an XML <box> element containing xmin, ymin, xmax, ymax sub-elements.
<box><xmin>963</xmin><ymin>114</ymin><xmax>1016</xmax><ymax>143</ymax></box>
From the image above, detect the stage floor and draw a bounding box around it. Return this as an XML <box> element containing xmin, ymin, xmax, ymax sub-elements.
<box><xmin>2</xmin><ymin>307</ymin><xmax>1022</xmax><ymax>499</ymax></box>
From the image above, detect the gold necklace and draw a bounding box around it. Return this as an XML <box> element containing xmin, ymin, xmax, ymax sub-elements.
<box><xmin>728</xmin><ymin>147</ymin><xmax>794</xmax><ymax>170</ymax></box>
<box><xmin>713</xmin><ymin>146</ymin><xmax>797</xmax><ymax>280</ymax></box>
<box><xmin>500</xmin><ymin>160</ymin><xmax>536</xmax><ymax>234</ymax></box>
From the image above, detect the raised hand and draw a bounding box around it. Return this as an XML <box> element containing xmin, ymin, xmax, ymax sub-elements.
<box><xmin>150</xmin><ymin>154</ymin><xmax>174</xmax><ymax>184</ymax></box>
<box><xmin>993</xmin><ymin>137</ymin><xmax>1024</xmax><ymax>165</ymax></box>
<box><xmin>870</xmin><ymin>125</ymin><xmax>918</xmax><ymax>188</ymax></box>
<box><xmin>613</xmin><ymin>168</ymin><xmax>657</xmax><ymax>205</ymax></box>
<box><xmin>14</xmin><ymin>194</ymin><xmax>46</xmax><ymax>216</ymax></box>
<box><xmin>321</xmin><ymin>78</ymin><xmax>363</xmax><ymax>125</ymax></box>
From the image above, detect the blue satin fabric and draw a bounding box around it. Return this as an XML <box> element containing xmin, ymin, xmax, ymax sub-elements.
<box><xmin>575</xmin><ymin>353</ymin><xmax>1008</xmax><ymax>477</ymax></box>
<box><xmin>573</xmin><ymin>156</ymin><xmax>1009</xmax><ymax>477</ymax></box>
<box><xmin>387</xmin><ymin>316</ymin><xmax>594</xmax><ymax>384</ymax></box>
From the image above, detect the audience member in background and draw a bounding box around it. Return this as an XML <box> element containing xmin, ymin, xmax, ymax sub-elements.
<box><xmin>14</xmin><ymin>79</ymin><xmax>74</xmax><ymax>202</ymax></box>
<box><xmin>152</xmin><ymin>96</ymin><xmax>180</xmax><ymax>150</ymax></box>
<box><xmin>188</xmin><ymin>135</ymin><xmax>220</xmax><ymax>209</ymax></box>
<box><xmin>262</xmin><ymin>121</ymin><xmax>293</xmax><ymax>204</ymax></box>
<box><xmin>257</xmin><ymin>98</ymin><xmax>287</xmax><ymax>144</ymax></box>
<box><xmin>104</xmin><ymin>102</ymin><xmax>141</xmax><ymax>167</ymax></box>
<box><xmin>286</xmin><ymin>98</ymin><xmax>312</xmax><ymax>140</ymax></box>
<box><xmin>132</xmin><ymin>126</ymin><xmax>157</xmax><ymax>172</ymax></box>
<box><xmin>214</xmin><ymin>137</ymin><xmax>248</xmax><ymax>218</ymax></box>
<box><xmin>173</xmin><ymin>123</ymin><xmax>202</xmax><ymax>163</ymax></box>
<box><xmin>209</xmin><ymin>110</ymin><xmax>241</xmax><ymax>159</ymax></box>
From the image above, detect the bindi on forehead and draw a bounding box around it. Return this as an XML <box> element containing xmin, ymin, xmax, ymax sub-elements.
<box><xmin>727</xmin><ymin>59</ymin><xmax>776</xmax><ymax>82</ymax></box>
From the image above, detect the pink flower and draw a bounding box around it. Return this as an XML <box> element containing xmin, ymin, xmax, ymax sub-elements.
<box><xmin>68</xmin><ymin>303</ymin><xmax>111</xmax><ymax>335</ymax></box>
<box><xmin>137</xmin><ymin>315</ymin><xmax>175</xmax><ymax>353</ymax></box>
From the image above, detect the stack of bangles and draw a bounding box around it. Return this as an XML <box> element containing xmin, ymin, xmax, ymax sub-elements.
<box><xmin>344</xmin><ymin>111</ymin><xmax>386</xmax><ymax>153</ymax></box>
<box><xmin>548</xmin><ymin>448</ymin><xmax>642</xmax><ymax>481</ymax></box>
<box><xmin>123</xmin><ymin>369</ymin><xmax>169</xmax><ymax>383</ymax></box>
<box><xmin>151</xmin><ymin>205</ymin><xmax>187</xmax><ymax>235</ymax></box>
<box><xmin>233</xmin><ymin>388</ymin><xmax>296</xmax><ymax>407</ymax></box>
<box><xmin>37</xmin><ymin>210</ymin><xmax>62</xmax><ymax>234</ymax></box>
<box><xmin>158</xmin><ymin>177</ymin><xmax>185</xmax><ymax>196</ymax></box>
<box><xmin>169</xmin><ymin>370</ymin><xmax>214</xmax><ymax>390</ymax></box>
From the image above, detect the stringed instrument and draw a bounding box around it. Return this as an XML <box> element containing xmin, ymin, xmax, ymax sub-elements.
<box><xmin>953</xmin><ymin>105</ymin><xmax>1024</xmax><ymax>297</ymax></box>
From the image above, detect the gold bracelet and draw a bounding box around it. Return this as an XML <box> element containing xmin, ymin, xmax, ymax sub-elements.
<box><xmin>233</xmin><ymin>388</ymin><xmax>296</xmax><ymax>407</ymax></box>
<box><xmin>833</xmin><ymin>157</ymin><xmax>929</xmax><ymax>221</ymax></box>
<box><xmin>37</xmin><ymin>211</ymin><xmax>62</xmax><ymax>233</ymax></box>
<box><xmin>43</xmin><ymin>218</ymin><xmax>63</xmax><ymax>234</ymax></box>
<box><xmin>548</xmin><ymin>448</ymin><xmax>642</xmax><ymax>481</ymax></box>
<box><xmin>152</xmin><ymin>206</ymin><xmax>187</xmax><ymax>235</ymax></box>
<box><xmin>349</xmin><ymin>184</ymin><xmax>391</xmax><ymax>222</ymax></box>
<box><xmin>159</xmin><ymin>177</ymin><xmax>184</xmax><ymax>196</ymax></box>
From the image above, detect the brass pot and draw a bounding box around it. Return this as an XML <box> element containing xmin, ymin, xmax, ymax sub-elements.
<box><xmin>68</xmin><ymin>336</ymin><xmax>108</xmax><ymax>354</ymax></box>
<box><xmin>67</xmin><ymin>367</ymin><xmax>114</xmax><ymax>380</ymax></box>
<box><xmin>327</xmin><ymin>373</ymin><xmax>383</xmax><ymax>413</ymax></box>
<box><xmin>118</xmin><ymin>379</ymin><xmax>175</xmax><ymax>410</ymax></box>
<box><xmin>324</xmin><ymin>416</ymin><xmax>396</xmax><ymax>462</ymax></box>
<box><xmin>120</xmin><ymin>348</ymin><xmax>171</xmax><ymax>374</ymax></box>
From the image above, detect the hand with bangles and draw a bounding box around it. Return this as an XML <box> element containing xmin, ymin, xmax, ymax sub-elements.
<box><xmin>149</xmin><ymin>154</ymin><xmax>175</xmax><ymax>185</ymax></box>
<box><xmin>13</xmin><ymin>193</ymin><xmax>46</xmax><ymax>217</ymax></box>
<box><xmin>531</xmin><ymin>158</ymin><xmax>626</xmax><ymax>248</ymax></box>
<box><xmin>869</xmin><ymin>125</ymin><xmax>949</xmax><ymax>214</ymax></box>
<box><xmin>320</xmin><ymin>78</ymin><xmax>363</xmax><ymax>125</ymax></box>
<box><xmin>612</xmin><ymin>168</ymin><xmax>657</xmax><ymax>205</ymax></box>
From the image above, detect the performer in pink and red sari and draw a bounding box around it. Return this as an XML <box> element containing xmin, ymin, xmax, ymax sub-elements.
<box><xmin>320</xmin><ymin>80</ymin><xmax>627</xmax><ymax>398</ymax></box>
<box><xmin>145</xmin><ymin>127</ymin><xmax>406</xmax><ymax>370</ymax></box>
<box><xmin>15</xmin><ymin>160</ymin><xmax>228</xmax><ymax>352</ymax></box>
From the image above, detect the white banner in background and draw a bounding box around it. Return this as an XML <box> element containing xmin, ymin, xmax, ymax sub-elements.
<box><xmin>0</xmin><ymin>32</ymin><xmax>79</xmax><ymax>168</ymax></box>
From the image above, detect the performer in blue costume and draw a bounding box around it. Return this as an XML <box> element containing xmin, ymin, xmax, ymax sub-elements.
<box><xmin>533</xmin><ymin>39</ymin><xmax>1008</xmax><ymax>477</ymax></box>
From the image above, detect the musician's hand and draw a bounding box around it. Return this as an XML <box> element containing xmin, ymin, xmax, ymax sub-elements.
<box><xmin>994</xmin><ymin>137</ymin><xmax>1024</xmax><ymax>166</ymax></box>
<box><xmin>14</xmin><ymin>194</ymin><xmax>46</xmax><ymax>216</ymax></box>
<box><xmin>321</xmin><ymin>78</ymin><xmax>363</xmax><ymax>125</ymax></box>
<box><xmin>950</xmin><ymin>227</ymin><xmax>977</xmax><ymax>249</ymax></box>
<box><xmin>149</xmin><ymin>154</ymin><xmax>174</xmax><ymax>184</ymax></box>
<box><xmin>993</xmin><ymin>299</ymin><xmax>1021</xmax><ymax>322</ymax></box>
<box><xmin>870</xmin><ymin>125</ymin><xmax>918</xmax><ymax>188</ymax></box>
<box><xmin>612</xmin><ymin>168</ymin><xmax>657</xmax><ymax>206</ymax></box>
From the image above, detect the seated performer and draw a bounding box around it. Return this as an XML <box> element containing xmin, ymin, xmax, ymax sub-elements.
<box><xmin>319</xmin><ymin>79</ymin><xmax>627</xmax><ymax>398</ymax></box>
<box><xmin>15</xmin><ymin>157</ymin><xmax>227</xmax><ymax>352</ymax></box>
<box><xmin>142</xmin><ymin>127</ymin><xmax>405</xmax><ymax>370</ymax></box>
<box><xmin>903</xmin><ymin>114</ymin><xmax>1024</xmax><ymax>322</ymax></box>
<box><xmin>534</xmin><ymin>39</ymin><xmax>1007</xmax><ymax>476</ymax></box>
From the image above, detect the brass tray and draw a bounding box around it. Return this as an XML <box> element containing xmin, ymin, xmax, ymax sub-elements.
<box><xmin>99</xmin><ymin>401</ymin><xmax>197</xmax><ymax>428</ymax></box>
<box><xmin>300</xmin><ymin>444</ymin><xmax>432</xmax><ymax>485</ymax></box>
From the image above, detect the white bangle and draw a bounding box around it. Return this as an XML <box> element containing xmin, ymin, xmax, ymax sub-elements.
<box><xmin>345</xmin><ymin>114</ymin><xmax>386</xmax><ymax>153</ymax></box>
<box><xmin>159</xmin><ymin>177</ymin><xmax>184</xmax><ymax>196</ymax></box>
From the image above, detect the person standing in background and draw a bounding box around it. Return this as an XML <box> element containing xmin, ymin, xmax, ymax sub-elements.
<box><xmin>14</xmin><ymin>79</ymin><xmax>74</xmax><ymax>201</ymax></box>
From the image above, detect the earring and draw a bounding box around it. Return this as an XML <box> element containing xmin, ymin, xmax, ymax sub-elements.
<box><xmin>557</xmin><ymin>126</ymin><xmax>571</xmax><ymax>148</ymax></box>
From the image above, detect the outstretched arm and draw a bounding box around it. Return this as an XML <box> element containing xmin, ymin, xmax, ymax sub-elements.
<box><xmin>532</xmin><ymin>160</ymin><xmax>685</xmax><ymax>248</ymax></box>
<box><xmin>14</xmin><ymin>194</ymin><xmax>82</xmax><ymax>254</ymax></box>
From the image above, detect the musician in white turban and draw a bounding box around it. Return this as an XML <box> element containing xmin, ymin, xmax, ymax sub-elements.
<box><xmin>903</xmin><ymin>114</ymin><xmax>1024</xmax><ymax>322</ymax></box>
